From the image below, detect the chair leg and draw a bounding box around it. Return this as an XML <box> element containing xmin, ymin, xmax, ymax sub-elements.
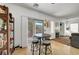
<box><xmin>35</xmin><ymin>44</ymin><xmax>39</xmax><ymax>52</ymax></box>
<box><xmin>48</xmin><ymin>46</ymin><xmax>52</xmax><ymax>55</ymax></box>
<box><xmin>32</xmin><ymin>44</ymin><xmax>34</xmax><ymax>55</ymax></box>
<box><xmin>31</xmin><ymin>43</ymin><xmax>39</xmax><ymax>55</ymax></box>
<box><xmin>45</xmin><ymin>46</ymin><xmax>47</xmax><ymax>55</ymax></box>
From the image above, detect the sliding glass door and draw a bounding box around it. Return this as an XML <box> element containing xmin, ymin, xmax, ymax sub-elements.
<box><xmin>34</xmin><ymin>20</ymin><xmax>44</xmax><ymax>36</ymax></box>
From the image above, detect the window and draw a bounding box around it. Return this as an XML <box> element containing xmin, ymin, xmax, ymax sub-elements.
<box><xmin>70</xmin><ymin>23</ymin><xmax>78</xmax><ymax>33</ymax></box>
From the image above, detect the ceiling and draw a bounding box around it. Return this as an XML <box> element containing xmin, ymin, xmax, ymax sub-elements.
<box><xmin>17</xmin><ymin>3</ymin><xmax>79</xmax><ymax>19</ymax></box>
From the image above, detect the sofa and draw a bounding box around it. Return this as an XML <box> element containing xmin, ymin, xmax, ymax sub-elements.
<box><xmin>71</xmin><ymin>33</ymin><xmax>79</xmax><ymax>48</ymax></box>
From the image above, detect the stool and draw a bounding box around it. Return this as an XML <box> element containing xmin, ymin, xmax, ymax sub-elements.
<box><xmin>31</xmin><ymin>40</ymin><xmax>39</xmax><ymax>55</ymax></box>
<box><xmin>42</xmin><ymin>41</ymin><xmax>52</xmax><ymax>55</ymax></box>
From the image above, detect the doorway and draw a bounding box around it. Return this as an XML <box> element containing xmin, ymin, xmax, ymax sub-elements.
<box><xmin>28</xmin><ymin>18</ymin><xmax>44</xmax><ymax>38</ymax></box>
<box><xmin>28</xmin><ymin>18</ymin><xmax>44</xmax><ymax>54</ymax></box>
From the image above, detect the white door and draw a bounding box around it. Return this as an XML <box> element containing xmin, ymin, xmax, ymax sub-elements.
<box><xmin>21</xmin><ymin>16</ymin><xmax>28</xmax><ymax>47</ymax></box>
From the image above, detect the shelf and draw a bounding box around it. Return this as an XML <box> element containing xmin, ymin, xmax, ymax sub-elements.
<box><xmin>0</xmin><ymin>13</ymin><xmax>7</xmax><ymax>15</ymax></box>
<box><xmin>9</xmin><ymin>20</ymin><xmax>14</xmax><ymax>23</ymax></box>
<box><xmin>0</xmin><ymin>30</ymin><xmax>7</xmax><ymax>34</ymax></box>
<box><xmin>10</xmin><ymin>30</ymin><xmax>14</xmax><ymax>31</ymax></box>
<box><xmin>0</xmin><ymin>14</ymin><xmax>8</xmax><ymax>21</ymax></box>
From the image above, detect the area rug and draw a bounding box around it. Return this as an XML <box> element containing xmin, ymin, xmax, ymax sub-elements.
<box><xmin>53</xmin><ymin>37</ymin><xmax>71</xmax><ymax>46</ymax></box>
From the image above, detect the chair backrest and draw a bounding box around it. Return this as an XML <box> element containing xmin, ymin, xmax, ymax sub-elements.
<box><xmin>33</xmin><ymin>36</ymin><xmax>38</xmax><ymax>41</ymax></box>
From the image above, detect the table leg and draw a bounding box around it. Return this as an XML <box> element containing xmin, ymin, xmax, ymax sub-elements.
<box><xmin>45</xmin><ymin>46</ymin><xmax>47</xmax><ymax>55</ymax></box>
<box><xmin>39</xmin><ymin>38</ymin><xmax>41</xmax><ymax>55</ymax></box>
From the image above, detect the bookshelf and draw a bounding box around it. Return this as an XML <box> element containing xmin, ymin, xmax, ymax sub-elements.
<box><xmin>0</xmin><ymin>5</ymin><xmax>9</xmax><ymax>55</ymax></box>
<box><xmin>0</xmin><ymin>5</ymin><xmax>15</xmax><ymax>55</ymax></box>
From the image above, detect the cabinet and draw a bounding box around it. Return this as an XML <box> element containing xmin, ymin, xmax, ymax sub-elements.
<box><xmin>0</xmin><ymin>5</ymin><xmax>9</xmax><ymax>55</ymax></box>
<box><xmin>0</xmin><ymin>5</ymin><xmax>15</xmax><ymax>55</ymax></box>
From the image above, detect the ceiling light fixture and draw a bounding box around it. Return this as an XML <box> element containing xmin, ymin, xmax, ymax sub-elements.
<box><xmin>51</xmin><ymin>3</ymin><xmax>55</xmax><ymax>4</ymax></box>
<box><xmin>33</xmin><ymin>3</ymin><xmax>39</xmax><ymax>8</ymax></box>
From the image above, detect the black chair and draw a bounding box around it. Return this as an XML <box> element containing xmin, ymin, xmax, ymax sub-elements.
<box><xmin>31</xmin><ymin>40</ymin><xmax>39</xmax><ymax>55</ymax></box>
<box><xmin>42</xmin><ymin>40</ymin><xmax>52</xmax><ymax>55</ymax></box>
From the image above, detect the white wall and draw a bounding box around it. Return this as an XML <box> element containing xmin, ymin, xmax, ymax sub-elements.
<box><xmin>60</xmin><ymin>22</ymin><xmax>65</xmax><ymax>36</ymax></box>
<box><xmin>21</xmin><ymin>16</ymin><xmax>28</xmax><ymax>47</ymax></box>
<box><xmin>2</xmin><ymin>3</ymin><xmax>56</xmax><ymax>47</ymax></box>
<box><xmin>50</xmin><ymin>21</ymin><xmax>55</xmax><ymax>39</ymax></box>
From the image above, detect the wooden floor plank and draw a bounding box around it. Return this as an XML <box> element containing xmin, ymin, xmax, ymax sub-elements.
<box><xmin>13</xmin><ymin>37</ymin><xmax>79</xmax><ymax>55</ymax></box>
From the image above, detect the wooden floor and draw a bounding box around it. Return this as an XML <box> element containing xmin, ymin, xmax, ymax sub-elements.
<box><xmin>13</xmin><ymin>37</ymin><xmax>79</xmax><ymax>55</ymax></box>
<box><xmin>12</xmin><ymin>48</ymin><xmax>27</xmax><ymax>55</ymax></box>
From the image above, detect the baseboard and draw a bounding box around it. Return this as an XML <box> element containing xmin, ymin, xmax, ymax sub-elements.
<box><xmin>15</xmin><ymin>45</ymin><xmax>22</xmax><ymax>48</ymax></box>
